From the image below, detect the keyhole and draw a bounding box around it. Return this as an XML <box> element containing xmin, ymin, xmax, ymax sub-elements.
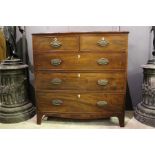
<box><xmin>78</xmin><ymin>73</ymin><xmax>80</xmax><ymax>77</ymax></box>
<box><xmin>78</xmin><ymin>54</ymin><xmax>80</xmax><ymax>59</ymax></box>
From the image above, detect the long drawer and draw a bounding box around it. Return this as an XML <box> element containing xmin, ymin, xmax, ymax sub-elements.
<box><xmin>36</xmin><ymin>92</ymin><xmax>124</xmax><ymax>113</ymax></box>
<box><xmin>34</xmin><ymin>52</ymin><xmax>126</xmax><ymax>70</ymax></box>
<box><xmin>35</xmin><ymin>72</ymin><xmax>126</xmax><ymax>92</ymax></box>
<box><xmin>80</xmin><ymin>34</ymin><xmax>128</xmax><ymax>52</ymax></box>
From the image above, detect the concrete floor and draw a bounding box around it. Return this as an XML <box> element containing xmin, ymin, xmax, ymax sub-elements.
<box><xmin>0</xmin><ymin>111</ymin><xmax>154</xmax><ymax>129</ymax></box>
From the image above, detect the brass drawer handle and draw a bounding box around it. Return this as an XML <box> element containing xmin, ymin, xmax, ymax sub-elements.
<box><xmin>97</xmin><ymin>79</ymin><xmax>108</xmax><ymax>86</ymax></box>
<box><xmin>51</xmin><ymin>58</ymin><xmax>62</xmax><ymax>66</ymax></box>
<box><xmin>97</xmin><ymin>101</ymin><xmax>108</xmax><ymax>107</ymax></box>
<box><xmin>50</xmin><ymin>37</ymin><xmax>62</xmax><ymax>48</ymax></box>
<box><xmin>51</xmin><ymin>99</ymin><xmax>63</xmax><ymax>106</ymax></box>
<box><xmin>97</xmin><ymin>37</ymin><xmax>109</xmax><ymax>47</ymax></box>
<box><xmin>51</xmin><ymin>78</ymin><xmax>62</xmax><ymax>85</ymax></box>
<box><xmin>97</xmin><ymin>58</ymin><xmax>109</xmax><ymax>65</ymax></box>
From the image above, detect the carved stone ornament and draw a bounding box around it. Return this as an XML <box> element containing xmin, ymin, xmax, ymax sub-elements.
<box><xmin>144</xmin><ymin>84</ymin><xmax>155</xmax><ymax>97</ymax></box>
<box><xmin>134</xmin><ymin>66</ymin><xmax>155</xmax><ymax>126</ymax></box>
<box><xmin>0</xmin><ymin>58</ymin><xmax>35</xmax><ymax>123</ymax></box>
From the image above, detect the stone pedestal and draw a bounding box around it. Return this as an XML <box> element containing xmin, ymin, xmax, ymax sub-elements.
<box><xmin>134</xmin><ymin>63</ymin><xmax>155</xmax><ymax>127</ymax></box>
<box><xmin>0</xmin><ymin>59</ymin><xmax>35</xmax><ymax>123</ymax></box>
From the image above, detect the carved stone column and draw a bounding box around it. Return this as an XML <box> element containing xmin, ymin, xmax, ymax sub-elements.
<box><xmin>134</xmin><ymin>61</ymin><xmax>155</xmax><ymax>126</ymax></box>
<box><xmin>0</xmin><ymin>59</ymin><xmax>35</xmax><ymax>123</ymax></box>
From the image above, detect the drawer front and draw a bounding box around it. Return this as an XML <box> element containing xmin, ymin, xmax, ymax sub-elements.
<box><xmin>35</xmin><ymin>72</ymin><xmax>126</xmax><ymax>92</ymax></box>
<box><xmin>33</xmin><ymin>35</ymin><xmax>79</xmax><ymax>52</ymax></box>
<box><xmin>37</xmin><ymin>92</ymin><xmax>124</xmax><ymax>113</ymax></box>
<box><xmin>80</xmin><ymin>34</ymin><xmax>128</xmax><ymax>52</ymax></box>
<box><xmin>34</xmin><ymin>53</ymin><xmax>126</xmax><ymax>70</ymax></box>
<box><xmin>35</xmin><ymin>72</ymin><xmax>80</xmax><ymax>90</ymax></box>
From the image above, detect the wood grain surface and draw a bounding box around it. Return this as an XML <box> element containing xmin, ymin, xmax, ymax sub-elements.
<box><xmin>33</xmin><ymin>32</ymin><xmax>128</xmax><ymax>126</ymax></box>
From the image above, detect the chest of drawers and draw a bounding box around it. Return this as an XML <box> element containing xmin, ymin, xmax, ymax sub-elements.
<box><xmin>32</xmin><ymin>32</ymin><xmax>129</xmax><ymax>127</ymax></box>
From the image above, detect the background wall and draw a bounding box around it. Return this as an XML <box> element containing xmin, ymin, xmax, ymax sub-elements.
<box><xmin>24</xmin><ymin>26</ymin><xmax>152</xmax><ymax>108</ymax></box>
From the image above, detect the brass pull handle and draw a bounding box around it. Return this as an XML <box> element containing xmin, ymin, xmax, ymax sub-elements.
<box><xmin>97</xmin><ymin>58</ymin><xmax>109</xmax><ymax>65</ymax></box>
<box><xmin>97</xmin><ymin>37</ymin><xmax>109</xmax><ymax>47</ymax></box>
<box><xmin>51</xmin><ymin>99</ymin><xmax>63</xmax><ymax>106</ymax></box>
<box><xmin>51</xmin><ymin>58</ymin><xmax>62</xmax><ymax>66</ymax></box>
<box><xmin>97</xmin><ymin>79</ymin><xmax>108</xmax><ymax>86</ymax></box>
<box><xmin>51</xmin><ymin>78</ymin><xmax>62</xmax><ymax>85</ymax></box>
<box><xmin>97</xmin><ymin>101</ymin><xmax>108</xmax><ymax>107</ymax></box>
<box><xmin>50</xmin><ymin>37</ymin><xmax>62</xmax><ymax>48</ymax></box>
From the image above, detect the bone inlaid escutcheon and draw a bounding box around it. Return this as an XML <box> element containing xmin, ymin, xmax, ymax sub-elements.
<box><xmin>77</xmin><ymin>94</ymin><xmax>81</xmax><ymax>98</ymax></box>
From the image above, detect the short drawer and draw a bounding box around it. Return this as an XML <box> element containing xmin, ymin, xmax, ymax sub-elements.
<box><xmin>35</xmin><ymin>72</ymin><xmax>126</xmax><ymax>92</ymax></box>
<box><xmin>33</xmin><ymin>35</ymin><xmax>79</xmax><ymax>52</ymax></box>
<box><xmin>34</xmin><ymin>52</ymin><xmax>126</xmax><ymax>70</ymax></box>
<box><xmin>36</xmin><ymin>92</ymin><xmax>124</xmax><ymax>113</ymax></box>
<box><xmin>80</xmin><ymin>34</ymin><xmax>128</xmax><ymax>52</ymax></box>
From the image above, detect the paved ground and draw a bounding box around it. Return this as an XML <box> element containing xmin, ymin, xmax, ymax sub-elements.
<box><xmin>0</xmin><ymin>111</ymin><xmax>153</xmax><ymax>129</ymax></box>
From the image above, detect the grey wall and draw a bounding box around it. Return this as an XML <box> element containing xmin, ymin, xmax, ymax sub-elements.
<box><xmin>121</xmin><ymin>26</ymin><xmax>151</xmax><ymax>107</ymax></box>
<box><xmin>24</xmin><ymin>26</ymin><xmax>152</xmax><ymax>108</ymax></box>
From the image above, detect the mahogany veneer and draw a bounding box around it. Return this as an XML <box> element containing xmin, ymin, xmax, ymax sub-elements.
<box><xmin>32</xmin><ymin>32</ymin><xmax>129</xmax><ymax>126</ymax></box>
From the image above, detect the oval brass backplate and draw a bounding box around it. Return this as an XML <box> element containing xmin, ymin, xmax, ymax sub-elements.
<box><xmin>97</xmin><ymin>79</ymin><xmax>109</xmax><ymax>86</ymax></box>
<box><xmin>97</xmin><ymin>58</ymin><xmax>109</xmax><ymax>65</ymax></box>
<box><xmin>51</xmin><ymin>99</ymin><xmax>63</xmax><ymax>106</ymax></box>
<box><xmin>50</xmin><ymin>37</ymin><xmax>62</xmax><ymax>48</ymax></box>
<box><xmin>97</xmin><ymin>37</ymin><xmax>109</xmax><ymax>47</ymax></box>
<box><xmin>51</xmin><ymin>58</ymin><xmax>62</xmax><ymax>66</ymax></box>
<box><xmin>96</xmin><ymin>101</ymin><xmax>108</xmax><ymax>107</ymax></box>
<box><xmin>51</xmin><ymin>78</ymin><xmax>62</xmax><ymax>85</ymax></box>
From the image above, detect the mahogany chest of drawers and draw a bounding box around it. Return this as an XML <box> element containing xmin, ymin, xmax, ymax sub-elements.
<box><xmin>32</xmin><ymin>32</ymin><xmax>129</xmax><ymax>127</ymax></box>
